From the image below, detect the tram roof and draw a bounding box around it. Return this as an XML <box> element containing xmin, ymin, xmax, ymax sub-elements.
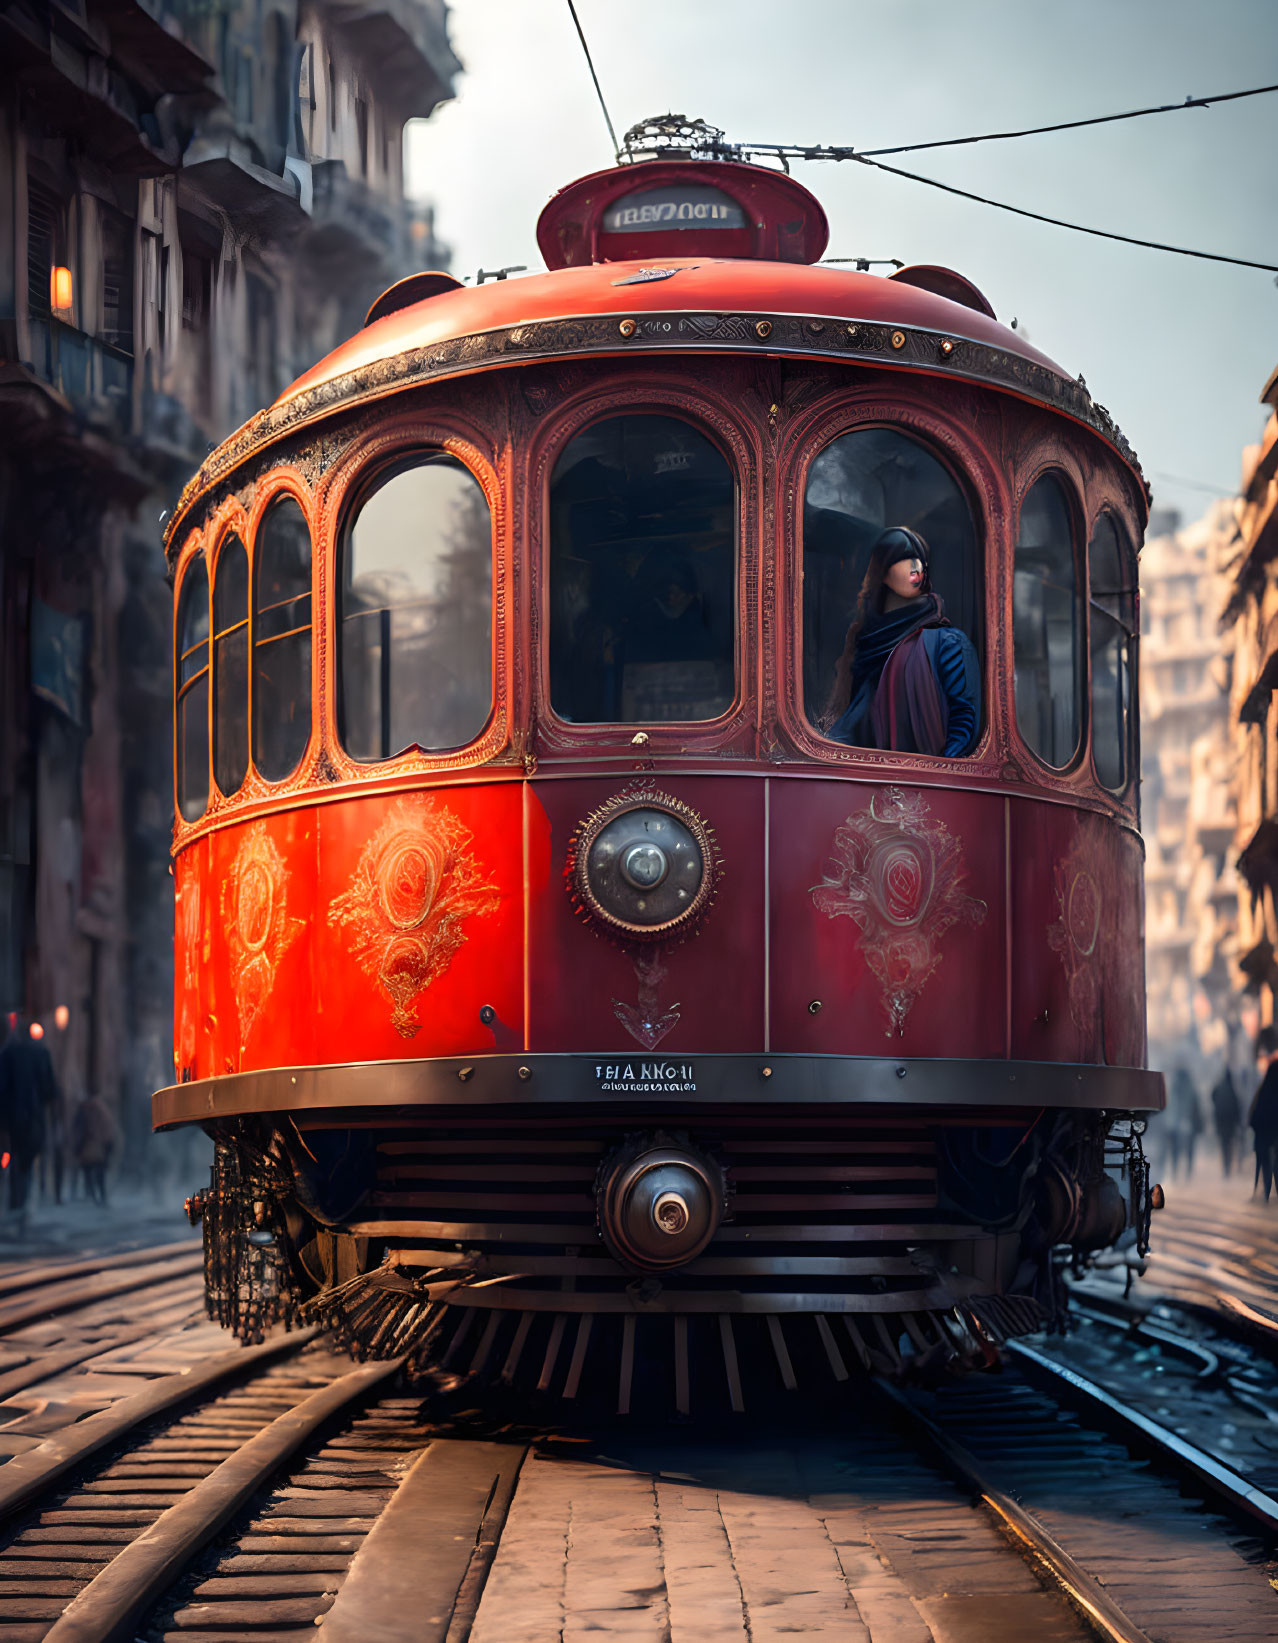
<box><xmin>166</xmin><ymin>155</ymin><xmax>1148</xmax><ymax>554</ymax></box>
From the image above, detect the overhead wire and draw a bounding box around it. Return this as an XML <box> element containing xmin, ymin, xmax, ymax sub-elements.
<box><xmin>565</xmin><ymin>0</ymin><xmax>621</xmax><ymax>163</ymax></box>
<box><xmin>736</xmin><ymin>82</ymin><xmax>1278</xmax><ymax>161</ymax></box>
<box><xmin>851</xmin><ymin>151</ymin><xmax>1278</xmax><ymax>273</ymax></box>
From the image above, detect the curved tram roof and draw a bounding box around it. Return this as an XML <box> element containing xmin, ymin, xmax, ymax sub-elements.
<box><xmin>166</xmin><ymin>158</ymin><xmax>1146</xmax><ymax>557</ymax></box>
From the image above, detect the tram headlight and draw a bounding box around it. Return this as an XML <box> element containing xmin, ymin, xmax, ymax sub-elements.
<box><xmin>596</xmin><ymin>1138</ymin><xmax>725</xmax><ymax>1271</ymax></box>
<box><xmin>569</xmin><ymin>789</ymin><xmax>718</xmax><ymax>941</ymax></box>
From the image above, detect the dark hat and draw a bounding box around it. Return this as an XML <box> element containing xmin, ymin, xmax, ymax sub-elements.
<box><xmin>874</xmin><ymin>526</ymin><xmax>930</xmax><ymax>569</ymax></box>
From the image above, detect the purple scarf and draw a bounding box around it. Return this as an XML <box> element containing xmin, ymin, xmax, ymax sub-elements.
<box><xmin>869</xmin><ymin>629</ymin><xmax>949</xmax><ymax>755</ymax></box>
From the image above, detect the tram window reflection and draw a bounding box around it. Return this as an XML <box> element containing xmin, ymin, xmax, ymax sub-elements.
<box><xmin>1089</xmin><ymin>512</ymin><xmax>1136</xmax><ymax>791</ymax></box>
<box><xmin>175</xmin><ymin>552</ymin><xmax>210</xmax><ymax>821</ymax></box>
<box><xmin>253</xmin><ymin>496</ymin><xmax>312</xmax><ymax>782</ymax></box>
<box><xmin>804</xmin><ymin>427</ymin><xmax>981</xmax><ymax>753</ymax></box>
<box><xmin>549</xmin><ymin>414</ymin><xmax>735</xmax><ymax>724</ymax></box>
<box><xmin>338</xmin><ymin>455</ymin><xmax>493</xmax><ymax>762</ymax></box>
<box><xmin>212</xmin><ymin>535</ymin><xmax>249</xmax><ymax>797</ymax></box>
<box><xmin>1013</xmin><ymin>475</ymin><xmax>1081</xmax><ymax>768</ymax></box>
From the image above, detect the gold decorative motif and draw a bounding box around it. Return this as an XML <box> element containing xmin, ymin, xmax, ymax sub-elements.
<box><xmin>812</xmin><ymin>787</ymin><xmax>987</xmax><ymax>1037</ymax></box>
<box><xmin>329</xmin><ymin>797</ymin><xmax>499</xmax><ymax>1037</ymax></box>
<box><xmin>222</xmin><ymin>824</ymin><xmax>303</xmax><ymax>1052</ymax></box>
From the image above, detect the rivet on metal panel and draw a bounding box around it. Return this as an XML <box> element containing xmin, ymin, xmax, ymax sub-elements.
<box><xmin>891</xmin><ymin>330</ymin><xmax>906</xmax><ymax>350</ymax></box>
<box><xmin>619</xmin><ymin>318</ymin><xmax>637</xmax><ymax>338</ymax></box>
<box><xmin>808</xmin><ymin>1000</ymin><xmax>822</xmax><ymax>1015</ymax></box>
<box><xmin>896</xmin><ymin>1066</ymin><xmax>908</xmax><ymax>1079</ymax></box>
<box><xmin>458</xmin><ymin>1066</ymin><xmax>474</xmax><ymax>1082</ymax></box>
<box><xmin>940</xmin><ymin>337</ymin><xmax>955</xmax><ymax>355</ymax></box>
<box><xmin>755</xmin><ymin>320</ymin><xmax>772</xmax><ymax>339</ymax></box>
<box><xmin>761</xmin><ymin>1066</ymin><xmax>772</xmax><ymax>1078</ymax></box>
<box><xmin>631</xmin><ymin>731</ymin><xmax>650</xmax><ymax>747</ymax></box>
<box><xmin>518</xmin><ymin>1065</ymin><xmax>533</xmax><ymax>1081</ymax></box>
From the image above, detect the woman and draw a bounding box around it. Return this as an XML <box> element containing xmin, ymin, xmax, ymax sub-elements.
<box><xmin>823</xmin><ymin>526</ymin><xmax>980</xmax><ymax>757</ymax></box>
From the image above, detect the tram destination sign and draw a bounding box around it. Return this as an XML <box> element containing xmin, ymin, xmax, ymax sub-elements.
<box><xmin>594</xmin><ymin>1061</ymin><xmax>697</xmax><ymax>1094</ymax></box>
<box><xmin>602</xmin><ymin>185</ymin><xmax>745</xmax><ymax>235</ymax></box>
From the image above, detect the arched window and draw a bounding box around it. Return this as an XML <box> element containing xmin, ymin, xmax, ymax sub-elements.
<box><xmin>253</xmin><ymin>496</ymin><xmax>312</xmax><ymax>782</ymax></box>
<box><xmin>802</xmin><ymin>426</ymin><xmax>981</xmax><ymax>736</ymax></box>
<box><xmin>1013</xmin><ymin>475</ymin><xmax>1081</xmax><ymax>768</ymax></box>
<box><xmin>1089</xmin><ymin>513</ymin><xmax>1137</xmax><ymax>791</ymax></box>
<box><xmin>212</xmin><ymin>533</ymin><xmax>249</xmax><ymax>796</ymax></box>
<box><xmin>175</xmin><ymin>553</ymin><xmax>210</xmax><ymax>821</ymax></box>
<box><xmin>338</xmin><ymin>455</ymin><xmax>492</xmax><ymax>761</ymax></box>
<box><xmin>549</xmin><ymin>414</ymin><xmax>735</xmax><ymax>723</ymax></box>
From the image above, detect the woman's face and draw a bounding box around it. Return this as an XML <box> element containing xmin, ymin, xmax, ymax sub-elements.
<box><xmin>884</xmin><ymin>556</ymin><xmax>925</xmax><ymax>599</ymax></box>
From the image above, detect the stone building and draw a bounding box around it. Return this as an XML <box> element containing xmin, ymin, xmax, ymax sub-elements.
<box><xmin>0</xmin><ymin>0</ymin><xmax>458</xmax><ymax>1182</ymax></box>
<box><xmin>1140</xmin><ymin>498</ymin><xmax>1241</xmax><ymax>1080</ymax></box>
<box><xmin>1225</xmin><ymin>366</ymin><xmax>1278</xmax><ymax>1038</ymax></box>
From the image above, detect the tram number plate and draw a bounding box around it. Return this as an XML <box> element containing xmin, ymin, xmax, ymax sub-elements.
<box><xmin>594</xmin><ymin>1061</ymin><xmax>697</xmax><ymax>1094</ymax></box>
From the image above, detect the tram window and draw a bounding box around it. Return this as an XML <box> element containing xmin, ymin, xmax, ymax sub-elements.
<box><xmin>803</xmin><ymin>427</ymin><xmax>981</xmax><ymax>743</ymax></box>
<box><xmin>549</xmin><ymin>415</ymin><xmax>735</xmax><ymax>723</ymax></box>
<box><xmin>175</xmin><ymin>553</ymin><xmax>210</xmax><ymax>821</ymax></box>
<box><xmin>1089</xmin><ymin>512</ymin><xmax>1136</xmax><ymax>790</ymax></box>
<box><xmin>253</xmin><ymin>496</ymin><xmax>312</xmax><ymax>781</ymax></box>
<box><xmin>338</xmin><ymin>455</ymin><xmax>492</xmax><ymax>761</ymax></box>
<box><xmin>212</xmin><ymin>534</ymin><xmax>250</xmax><ymax>796</ymax></box>
<box><xmin>1013</xmin><ymin>475</ymin><xmax>1081</xmax><ymax>768</ymax></box>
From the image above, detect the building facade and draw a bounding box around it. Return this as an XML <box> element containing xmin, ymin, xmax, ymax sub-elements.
<box><xmin>1226</xmin><ymin>367</ymin><xmax>1278</xmax><ymax>1039</ymax></box>
<box><xmin>1140</xmin><ymin>499</ymin><xmax>1241</xmax><ymax>1081</ymax></box>
<box><xmin>0</xmin><ymin>0</ymin><xmax>458</xmax><ymax>1180</ymax></box>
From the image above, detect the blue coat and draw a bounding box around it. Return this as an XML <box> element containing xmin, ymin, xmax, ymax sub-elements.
<box><xmin>829</xmin><ymin>626</ymin><xmax>980</xmax><ymax>757</ymax></box>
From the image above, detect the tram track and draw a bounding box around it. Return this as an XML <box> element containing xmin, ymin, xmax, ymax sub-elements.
<box><xmin>2</xmin><ymin>1330</ymin><xmax>1276</xmax><ymax>1642</ymax></box>
<box><xmin>2</xmin><ymin>1224</ymin><xmax>1277</xmax><ymax>1642</ymax></box>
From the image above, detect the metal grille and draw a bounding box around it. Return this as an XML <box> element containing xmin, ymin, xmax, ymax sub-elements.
<box><xmin>338</xmin><ymin>1116</ymin><xmax>972</xmax><ymax>1313</ymax></box>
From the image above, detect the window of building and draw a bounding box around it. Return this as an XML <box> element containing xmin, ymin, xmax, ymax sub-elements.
<box><xmin>549</xmin><ymin>414</ymin><xmax>735</xmax><ymax>724</ymax></box>
<box><xmin>100</xmin><ymin>207</ymin><xmax>134</xmax><ymax>353</ymax></box>
<box><xmin>253</xmin><ymin>496</ymin><xmax>312</xmax><ymax>781</ymax></box>
<box><xmin>212</xmin><ymin>535</ymin><xmax>249</xmax><ymax>795</ymax></box>
<box><xmin>1088</xmin><ymin>513</ymin><xmax>1136</xmax><ymax>791</ymax></box>
<box><xmin>338</xmin><ymin>455</ymin><xmax>493</xmax><ymax>761</ymax></box>
<box><xmin>26</xmin><ymin>178</ymin><xmax>61</xmax><ymax>323</ymax></box>
<box><xmin>1013</xmin><ymin>474</ymin><xmax>1081</xmax><ymax>768</ymax></box>
<box><xmin>175</xmin><ymin>553</ymin><xmax>210</xmax><ymax>821</ymax></box>
<box><xmin>802</xmin><ymin>426</ymin><xmax>981</xmax><ymax>735</ymax></box>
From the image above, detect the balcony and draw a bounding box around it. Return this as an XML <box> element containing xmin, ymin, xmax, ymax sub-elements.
<box><xmin>324</xmin><ymin>0</ymin><xmax>461</xmax><ymax>113</ymax></box>
<box><xmin>308</xmin><ymin>160</ymin><xmax>401</xmax><ymax>269</ymax></box>
<box><xmin>25</xmin><ymin>318</ymin><xmax>133</xmax><ymax>439</ymax></box>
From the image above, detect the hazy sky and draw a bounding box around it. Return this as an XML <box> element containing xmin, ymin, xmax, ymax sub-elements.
<box><xmin>406</xmin><ymin>0</ymin><xmax>1277</xmax><ymax>529</ymax></box>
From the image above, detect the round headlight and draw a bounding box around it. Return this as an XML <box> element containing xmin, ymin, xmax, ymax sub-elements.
<box><xmin>569</xmin><ymin>788</ymin><xmax>719</xmax><ymax>942</ymax></box>
<box><xmin>596</xmin><ymin>1137</ymin><xmax>726</xmax><ymax>1271</ymax></box>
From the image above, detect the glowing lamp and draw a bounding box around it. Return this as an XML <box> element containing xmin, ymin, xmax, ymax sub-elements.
<box><xmin>29</xmin><ymin>1022</ymin><xmax>44</xmax><ymax>1040</ymax></box>
<box><xmin>0</xmin><ymin>1152</ymin><xmax>8</xmax><ymax>1171</ymax></box>
<box><xmin>54</xmin><ymin>1004</ymin><xmax>69</xmax><ymax>1030</ymax></box>
<box><xmin>50</xmin><ymin>266</ymin><xmax>73</xmax><ymax>312</ymax></box>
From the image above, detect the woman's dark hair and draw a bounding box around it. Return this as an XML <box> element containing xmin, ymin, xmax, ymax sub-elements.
<box><xmin>821</xmin><ymin>527</ymin><xmax>931</xmax><ymax>727</ymax></box>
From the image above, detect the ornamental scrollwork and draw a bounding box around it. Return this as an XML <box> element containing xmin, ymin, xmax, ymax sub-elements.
<box><xmin>812</xmin><ymin>786</ymin><xmax>987</xmax><ymax>1036</ymax></box>
<box><xmin>328</xmin><ymin>796</ymin><xmax>500</xmax><ymax>1038</ymax></box>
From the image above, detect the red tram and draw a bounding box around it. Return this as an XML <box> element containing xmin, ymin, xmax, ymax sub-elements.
<box><xmin>158</xmin><ymin>119</ymin><xmax>1163</xmax><ymax>1409</ymax></box>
